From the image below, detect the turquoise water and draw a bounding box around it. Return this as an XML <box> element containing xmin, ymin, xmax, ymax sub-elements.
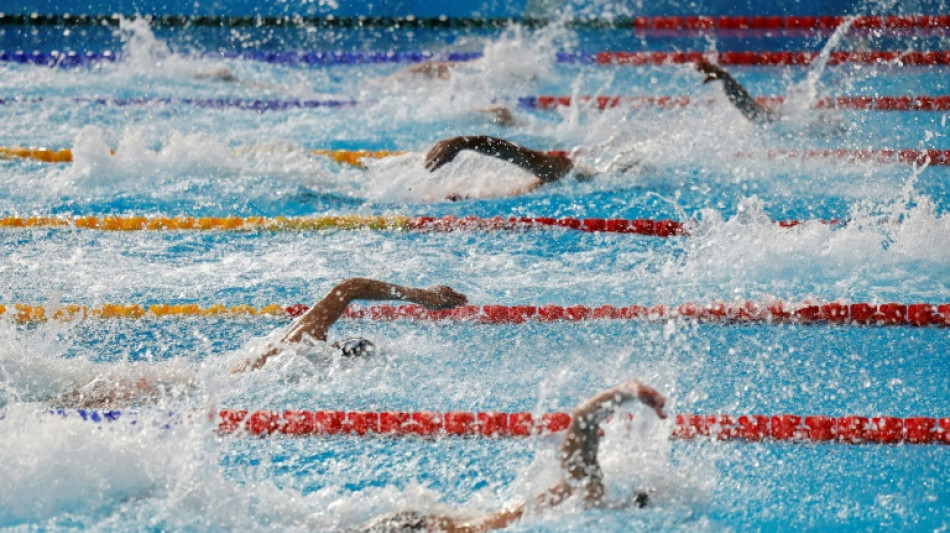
<box><xmin>0</xmin><ymin>9</ymin><xmax>948</xmax><ymax>532</ymax></box>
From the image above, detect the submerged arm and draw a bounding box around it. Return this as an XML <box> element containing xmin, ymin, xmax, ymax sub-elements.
<box><xmin>231</xmin><ymin>278</ymin><xmax>466</xmax><ymax>372</ymax></box>
<box><xmin>425</xmin><ymin>136</ymin><xmax>574</xmax><ymax>183</ymax></box>
<box><xmin>695</xmin><ymin>60</ymin><xmax>778</xmax><ymax>125</ymax></box>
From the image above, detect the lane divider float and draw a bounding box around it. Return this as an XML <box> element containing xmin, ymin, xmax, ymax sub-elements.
<box><xmin>4</xmin><ymin>301</ymin><xmax>948</xmax><ymax>327</ymax></box>
<box><xmin>625</xmin><ymin>14</ymin><xmax>950</xmax><ymax>31</ymax></box>
<box><xmin>0</xmin><ymin>146</ymin><xmax>404</xmax><ymax>167</ymax></box>
<box><xmin>4</xmin><ymin>144</ymin><xmax>949</xmax><ymax>167</ymax></box>
<box><xmin>0</xmin><ymin>146</ymin><xmax>74</xmax><ymax>163</ymax></box>
<box><xmin>0</xmin><ymin>50</ymin><xmax>481</xmax><ymax>67</ymax></box>
<box><xmin>5</xmin><ymin>49</ymin><xmax>950</xmax><ymax>67</ymax></box>
<box><xmin>0</xmin><ymin>214</ymin><xmax>687</xmax><ymax>235</ymax></box>
<box><xmin>0</xmin><ymin>96</ymin><xmax>359</xmax><ymax>111</ymax></box>
<box><xmin>576</xmin><ymin>50</ymin><xmax>950</xmax><ymax>66</ymax></box>
<box><xmin>221</xmin><ymin>410</ymin><xmax>950</xmax><ymax>444</ymax></box>
<box><xmin>43</xmin><ymin>408</ymin><xmax>950</xmax><ymax>444</ymax></box>
<box><xmin>2</xmin><ymin>13</ymin><xmax>948</xmax><ymax>31</ymax></box>
<box><xmin>5</xmin><ymin>95</ymin><xmax>948</xmax><ymax>113</ymax></box>
<box><xmin>518</xmin><ymin>94</ymin><xmax>950</xmax><ymax>111</ymax></box>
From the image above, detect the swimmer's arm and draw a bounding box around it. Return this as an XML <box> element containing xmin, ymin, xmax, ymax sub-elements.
<box><xmin>695</xmin><ymin>60</ymin><xmax>778</xmax><ymax>125</ymax></box>
<box><xmin>425</xmin><ymin>136</ymin><xmax>574</xmax><ymax>183</ymax></box>
<box><xmin>231</xmin><ymin>278</ymin><xmax>467</xmax><ymax>372</ymax></box>
<box><xmin>430</xmin><ymin>502</ymin><xmax>526</xmax><ymax>533</ymax></box>
<box><xmin>558</xmin><ymin>379</ymin><xmax>667</xmax><ymax>504</ymax></box>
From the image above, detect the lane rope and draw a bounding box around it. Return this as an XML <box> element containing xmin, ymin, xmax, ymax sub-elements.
<box><xmin>5</xmin><ymin>49</ymin><xmax>950</xmax><ymax>67</ymax></box>
<box><xmin>4</xmin><ymin>145</ymin><xmax>949</xmax><ymax>167</ymax></box>
<box><xmin>4</xmin><ymin>301</ymin><xmax>948</xmax><ymax>327</ymax></box>
<box><xmin>518</xmin><ymin>95</ymin><xmax>950</xmax><ymax>111</ymax></box>
<box><xmin>41</xmin><ymin>408</ymin><xmax>950</xmax><ymax>444</ymax></box>
<box><xmin>571</xmin><ymin>50</ymin><xmax>950</xmax><ymax>66</ymax></box>
<box><xmin>1</xmin><ymin>13</ymin><xmax>947</xmax><ymax>31</ymax></box>
<box><xmin>0</xmin><ymin>215</ymin><xmax>687</xmax><ymax>235</ymax></box>
<box><xmin>4</xmin><ymin>95</ymin><xmax>949</xmax><ymax>113</ymax></box>
<box><xmin>0</xmin><ymin>146</ymin><xmax>405</xmax><ymax>166</ymax></box>
<box><xmin>0</xmin><ymin>96</ymin><xmax>360</xmax><ymax>111</ymax></box>
<box><xmin>0</xmin><ymin>50</ymin><xmax>480</xmax><ymax>67</ymax></box>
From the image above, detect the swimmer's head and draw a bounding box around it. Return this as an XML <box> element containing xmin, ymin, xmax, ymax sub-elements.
<box><xmin>332</xmin><ymin>337</ymin><xmax>377</xmax><ymax>358</ymax></box>
<box><xmin>634</xmin><ymin>490</ymin><xmax>649</xmax><ymax>508</ymax></box>
<box><xmin>350</xmin><ymin>510</ymin><xmax>428</xmax><ymax>532</ymax></box>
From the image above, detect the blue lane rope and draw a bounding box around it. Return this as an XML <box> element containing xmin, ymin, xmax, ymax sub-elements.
<box><xmin>6</xmin><ymin>50</ymin><xmax>950</xmax><ymax>67</ymax></box>
<box><xmin>0</xmin><ymin>96</ymin><xmax>360</xmax><ymax>111</ymax></box>
<box><xmin>49</xmin><ymin>409</ymin><xmax>126</xmax><ymax>422</ymax></box>
<box><xmin>0</xmin><ymin>50</ymin><xmax>489</xmax><ymax>67</ymax></box>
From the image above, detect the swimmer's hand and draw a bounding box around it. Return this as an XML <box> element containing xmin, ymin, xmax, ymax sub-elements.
<box><xmin>695</xmin><ymin>59</ymin><xmax>726</xmax><ymax>84</ymax></box>
<box><xmin>425</xmin><ymin>137</ymin><xmax>470</xmax><ymax>172</ymax></box>
<box><xmin>474</xmin><ymin>105</ymin><xmax>517</xmax><ymax>127</ymax></box>
<box><xmin>616</xmin><ymin>379</ymin><xmax>668</xmax><ymax>419</ymax></box>
<box><xmin>230</xmin><ymin>359</ymin><xmax>251</xmax><ymax>374</ymax></box>
<box><xmin>405</xmin><ymin>61</ymin><xmax>455</xmax><ymax>80</ymax></box>
<box><xmin>418</xmin><ymin>286</ymin><xmax>468</xmax><ymax>309</ymax></box>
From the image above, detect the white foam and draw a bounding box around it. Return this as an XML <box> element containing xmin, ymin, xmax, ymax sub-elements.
<box><xmin>361</xmin><ymin>151</ymin><xmax>541</xmax><ymax>202</ymax></box>
<box><xmin>655</xmin><ymin>194</ymin><xmax>950</xmax><ymax>302</ymax></box>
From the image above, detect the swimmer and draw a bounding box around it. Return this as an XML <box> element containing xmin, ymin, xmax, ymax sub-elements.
<box><xmin>55</xmin><ymin>278</ymin><xmax>467</xmax><ymax>407</ymax></box>
<box><xmin>694</xmin><ymin>59</ymin><xmax>848</xmax><ymax>136</ymax></box>
<box><xmin>351</xmin><ymin>378</ymin><xmax>667</xmax><ymax>532</ymax></box>
<box><xmin>383</xmin><ymin>61</ymin><xmax>519</xmax><ymax>127</ymax></box>
<box><xmin>230</xmin><ymin>278</ymin><xmax>467</xmax><ymax>372</ymax></box>
<box><xmin>400</xmin><ymin>61</ymin><xmax>458</xmax><ymax>81</ymax></box>
<box><xmin>423</xmin><ymin>135</ymin><xmax>590</xmax><ymax>199</ymax></box>
<box><xmin>694</xmin><ymin>59</ymin><xmax>780</xmax><ymax>125</ymax></box>
<box><xmin>192</xmin><ymin>65</ymin><xmax>240</xmax><ymax>83</ymax></box>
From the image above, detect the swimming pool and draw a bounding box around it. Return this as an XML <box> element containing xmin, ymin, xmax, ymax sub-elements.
<box><xmin>0</xmin><ymin>1</ymin><xmax>948</xmax><ymax>530</ymax></box>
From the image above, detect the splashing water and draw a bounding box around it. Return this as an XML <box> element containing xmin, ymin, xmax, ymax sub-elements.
<box><xmin>0</xmin><ymin>3</ymin><xmax>948</xmax><ymax>531</ymax></box>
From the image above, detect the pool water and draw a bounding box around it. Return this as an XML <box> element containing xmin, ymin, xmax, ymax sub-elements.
<box><xmin>0</xmin><ymin>4</ymin><xmax>948</xmax><ymax>531</ymax></box>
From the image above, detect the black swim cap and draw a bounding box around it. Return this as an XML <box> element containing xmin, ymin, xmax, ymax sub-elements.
<box><xmin>332</xmin><ymin>337</ymin><xmax>377</xmax><ymax>358</ymax></box>
<box><xmin>347</xmin><ymin>510</ymin><xmax>427</xmax><ymax>532</ymax></box>
<box><xmin>635</xmin><ymin>490</ymin><xmax>649</xmax><ymax>508</ymax></box>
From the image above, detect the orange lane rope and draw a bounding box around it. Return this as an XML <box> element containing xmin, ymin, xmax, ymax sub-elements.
<box><xmin>4</xmin><ymin>301</ymin><xmax>948</xmax><ymax>326</ymax></box>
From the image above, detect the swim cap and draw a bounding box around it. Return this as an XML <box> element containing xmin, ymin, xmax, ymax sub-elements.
<box><xmin>634</xmin><ymin>490</ymin><xmax>649</xmax><ymax>508</ymax></box>
<box><xmin>332</xmin><ymin>337</ymin><xmax>377</xmax><ymax>358</ymax></box>
<box><xmin>347</xmin><ymin>510</ymin><xmax>428</xmax><ymax>532</ymax></box>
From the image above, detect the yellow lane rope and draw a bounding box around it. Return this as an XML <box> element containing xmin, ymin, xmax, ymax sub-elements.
<box><xmin>0</xmin><ymin>146</ymin><xmax>74</xmax><ymax>163</ymax></box>
<box><xmin>310</xmin><ymin>149</ymin><xmax>407</xmax><ymax>167</ymax></box>
<box><xmin>0</xmin><ymin>215</ymin><xmax>414</xmax><ymax>231</ymax></box>
<box><xmin>1</xmin><ymin>303</ymin><xmax>291</xmax><ymax>323</ymax></box>
<box><xmin>0</xmin><ymin>146</ymin><xmax>406</xmax><ymax>167</ymax></box>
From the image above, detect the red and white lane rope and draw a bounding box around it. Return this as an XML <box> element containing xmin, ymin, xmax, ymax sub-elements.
<box><xmin>520</xmin><ymin>95</ymin><xmax>950</xmax><ymax>111</ymax></box>
<box><xmin>214</xmin><ymin>409</ymin><xmax>950</xmax><ymax>444</ymax></box>
<box><xmin>588</xmin><ymin>50</ymin><xmax>950</xmax><ymax>66</ymax></box>
<box><xmin>336</xmin><ymin>301</ymin><xmax>950</xmax><ymax>327</ymax></box>
<box><xmin>628</xmin><ymin>14</ymin><xmax>950</xmax><ymax>31</ymax></box>
<box><xmin>740</xmin><ymin>148</ymin><xmax>950</xmax><ymax>165</ymax></box>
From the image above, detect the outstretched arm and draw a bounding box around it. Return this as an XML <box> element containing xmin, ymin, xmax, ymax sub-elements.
<box><xmin>695</xmin><ymin>60</ymin><xmax>778</xmax><ymax>125</ymax></box>
<box><xmin>425</xmin><ymin>136</ymin><xmax>574</xmax><ymax>183</ymax></box>
<box><xmin>232</xmin><ymin>278</ymin><xmax>467</xmax><ymax>372</ymax></box>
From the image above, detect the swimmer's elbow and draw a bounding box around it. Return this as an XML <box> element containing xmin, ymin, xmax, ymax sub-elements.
<box><xmin>334</xmin><ymin>277</ymin><xmax>374</xmax><ymax>294</ymax></box>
